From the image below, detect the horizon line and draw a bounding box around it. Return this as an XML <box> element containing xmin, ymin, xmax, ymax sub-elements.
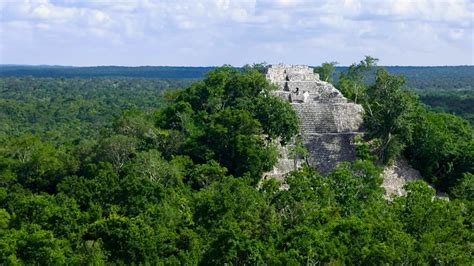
<box><xmin>2</xmin><ymin>64</ymin><xmax>473</xmax><ymax>68</ymax></box>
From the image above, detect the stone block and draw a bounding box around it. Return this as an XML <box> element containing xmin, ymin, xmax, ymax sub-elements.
<box><xmin>303</xmin><ymin>133</ymin><xmax>362</xmax><ymax>175</ymax></box>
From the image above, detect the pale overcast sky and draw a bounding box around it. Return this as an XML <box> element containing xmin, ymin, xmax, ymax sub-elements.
<box><xmin>0</xmin><ymin>0</ymin><xmax>473</xmax><ymax>66</ymax></box>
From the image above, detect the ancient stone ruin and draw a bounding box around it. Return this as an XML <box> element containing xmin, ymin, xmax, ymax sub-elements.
<box><xmin>264</xmin><ymin>64</ymin><xmax>364</xmax><ymax>178</ymax></box>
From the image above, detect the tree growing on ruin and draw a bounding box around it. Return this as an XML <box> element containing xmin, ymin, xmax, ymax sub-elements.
<box><xmin>314</xmin><ymin>61</ymin><xmax>338</xmax><ymax>83</ymax></box>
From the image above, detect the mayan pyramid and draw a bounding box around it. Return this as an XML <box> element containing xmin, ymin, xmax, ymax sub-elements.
<box><xmin>265</xmin><ymin>64</ymin><xmax>364</xmax><ymax>177</ymax></box>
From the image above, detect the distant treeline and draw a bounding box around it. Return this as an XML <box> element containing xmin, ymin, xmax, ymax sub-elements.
<box><xmin>335</xmin><ymin>65</ymin><xmax>474</xmax><ymax>91</ymax></box>
<box><xmin>0</xmin><ymin>65</ymin><xmax>214</xmax><ymax>79</ymax></box>
<box><xmin>2</xmin><ymin>64</ymin><xmax>473</xmax><ymax>123</ymax></box>
<box><xmin>2</xmin><ymin>65</ymin><xmax>473</xmax><ymax>91</ymax></box>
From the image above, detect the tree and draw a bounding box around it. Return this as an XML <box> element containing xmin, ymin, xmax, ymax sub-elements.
<box><xmin>239</xmin><ymin>96</ymin><xmax>299</xmax><ymax>143</ymax></box>
<box><xmin>405</xmin><ymin>112</ymin><xmax>474</xmax><ymax>191</ymax></box>
<box><xmin>0</xmin><ymin>223</ymin><xmax>76</xmax><ymax>264</ymax></box>
<box><xmin>391</xmin><ymin>181</ymin><xmax>471</xmax><ymax>264</ymax></box>
<box><xmin>188</xmin><ymin>160</ymin><xmax>228</xmax><ymax>189</ymax></box>
<box><xmin>124</xmin><ymin>150</ymin><xmax>182</xmax><ymax>185</ymax></box>
<box><xmin>450</xmin><ymin>173</ymin><xmax>474</xmax><ymax>200</ymax></box>
<box><xmin>337</xmin><ymin>56</ymin><xmax>379</xmax><ymax>104</ymax></box>
<box><xmin>314</xmin><ymin>61</ymin><xmax>338</xmax><ymax>83</ymax></box>
<box><xmin>0</xmin><ymin>134</ymin><xmax>71</xmax><ymax>193</ymax></box>
<box><xmin>84</xmin><ymin>214</ymin><xmax>157</xmax><ymax>263</ymax></box>
<box><xmin>96</xmin><ymin>135</ymin><xmax>138</xmax><ymax>171</ymax></box>
<box><xmin>195</xmin><ymin>176</ymin><xmax>280</xmax><ymax>264</ymax></box>
<box><xmin>156</xmin><ymin>66</ymin><xmax>298</xmax><ymax>181</ymax></box>
<box><xmin>364</xmin><ymin>69</ymin><xmax>420</xmax><ymax>163</ymax></box>
<box><xmin>190</xmin><ymin>108</ymin><xmax>278</xmax><ymax>180</ymax></box>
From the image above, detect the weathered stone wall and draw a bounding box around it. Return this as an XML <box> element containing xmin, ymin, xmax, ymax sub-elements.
<box><xmin>264</xmin><ymin>64</ymin><xmax>364</xmax><ymax>177</ymax></box>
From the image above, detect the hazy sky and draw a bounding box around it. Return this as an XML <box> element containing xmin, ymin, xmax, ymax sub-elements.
<box><xmin>1</xmin><ymin>0</ymin><xmax>473</xmax><ymax>66</ymax></box>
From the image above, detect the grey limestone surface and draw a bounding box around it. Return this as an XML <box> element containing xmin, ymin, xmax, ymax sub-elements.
<box><xmin>264</xmin><ymin>64</ymin><xmax>364</xmax><ymax>177</ymax></box>
<box><xmin>382</xmin><ymin>157</ymin><xmax>423</xmax><ymax>198</ymax></box>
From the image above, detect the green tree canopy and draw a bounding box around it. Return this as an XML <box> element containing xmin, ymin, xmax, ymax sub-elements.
<box><xmin>314</xmin><ymin>61</ymin><xmax>338</xmax><ymax>83</ymax></box>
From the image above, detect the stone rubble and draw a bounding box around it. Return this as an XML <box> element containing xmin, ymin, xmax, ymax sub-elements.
<box><xmin>382</xmin><ymin>157</ymin><xmax>423</xmax><ymax>198</ymax></box>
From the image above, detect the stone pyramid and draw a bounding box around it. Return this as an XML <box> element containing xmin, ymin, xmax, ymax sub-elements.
<box><xmin>265</xmin><ymin>64</ymin><xmax>364</xmax><ymax>177</ymax></box>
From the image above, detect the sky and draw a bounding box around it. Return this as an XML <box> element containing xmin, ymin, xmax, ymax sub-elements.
<box><xmin>0</xmin><ymin>0</ymin><xmax>473</xmax><ymax>66</ymax></box>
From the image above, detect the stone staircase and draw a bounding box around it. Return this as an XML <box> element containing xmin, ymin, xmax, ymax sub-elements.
<box><xmin>292</xmin><ymin>103</ymin><xmax>363</xmax><ymax>134</ymax></box>
<box><xmin>264</xmin><ymin>64</ymin><xmax>364</xmax><ymax>176</ymax></box>
<box><xmin>303</xmin><ymin>133</ymin><xmax>362</xmax><ymax>175</ymax></box>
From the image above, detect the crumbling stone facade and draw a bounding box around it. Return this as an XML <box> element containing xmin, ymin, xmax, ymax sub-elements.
<box><xmin>265</xmin><ymin>64</ymin><xmax>364</xmax><ymax>177</ymax></box>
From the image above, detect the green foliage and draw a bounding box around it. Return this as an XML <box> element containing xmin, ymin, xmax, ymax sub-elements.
<box><xmin>0</xmin><ymin>134</ymin><xmax>72</xmax><ymax>193</ymax></box>
<box><xmin>85</xmin><ymin>214</ymin><xmax>157</xmax><ymax>263</ymax></box>
<box><xmin>314</xmin><ymin>61</ymin><xmax>338</xmax><ymax>83</ymax></box>
<box><xmin>328</xmin><ymin>160</ymin><xmax>384</xmax><ymax>215</ymax></box>
<box><xmin>158</xmin><ymin>66</ymin><xmax>298</xmax><ymax>182</ymax></box>
<box><xmin>0</xmin><ymin>65</ymin><xmax>211</xmax><ymax>79</ymax></box>
<box><xmin>364</xmin><ymin>68</ymin><xmax>421</xmax><ymax>163</ymax></box>
<box><xmin>189</xmin><ymin>161</ymin><xmax>228</xmax><ymax>190</ymax></box>
<box><xmin>335</xmin><ymin>65</ymin><xmax>474</xmax><ymax>125</ymax></box>
<box><xmin>242</xmin><ymin>96</ymin><xmax>299</xmax><ymax>143</ymax></box>
<box><xmin>337</xmin><ymin>56</ymin><xmax>378</xmax><ymax>103</ymax></box>
<box><xmin>405</xmin><ymin>112</ymin><xmax>474</xmax><ymax>192</ymax></box>
<box><xmin>0</xmin><ymin>77</ymin><xmax>189</xmax><ymax>144</ymax></box>
<box><xmin>354</xmin><ymin>135</ymin><xmax>378</xmax><ymax>162</ymax></box>
<box><xmin>450</xmin><ymin>173</ymin><xmax>474</xmax><ymax>200</ymax></box>
<box><xmin>391</xmin><ymin>181</ymin><xmax>471</xmax><ymax>264</ymax></box>
<box><xmin>0</xmin><ymin>224</ymin><xmax>75</xmax><ymax>264</ymax></box>
<box><xmin>0</xmin><ymin>64</ymin><xmax>472</xmax><ymax>264</ymax></box>
<box><xmin>125</xmin><ymin>150</ymin><xmax>182</xmax><ymax>185</ymax></box>
<box><xmin>288</xmin><ymin>136</ymin><xmax>310</xmax><ymax>169</ymax></box>
<box><xmin>242</xmin><ymin>62</ymin><xmax>269</xmax><ymax>74</ymax></box>
<box><xmin>195</xmin><ymin>176</ymin><xmax>279</xmax><ymax>264</ymax></box>
<box><xmin>417</xmin><ymin>89</ymin><xmax>474</xmax><ymax>124</ymax></box>
<box><xmin>338</xmin><ymin>56</ymin><xmax>473</xmax><ymax>195</ymax></box>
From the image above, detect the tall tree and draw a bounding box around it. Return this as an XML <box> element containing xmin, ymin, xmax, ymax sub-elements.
<box><xmin>364</xmin><ymin>68</ymin><xmax>420</xmax><ymax>163</ymax></box>
<box><xmin>314</xmin><ymin>61</ymin><xmax>338</xmax><ymax>83</ymax></box>
<box><xmin>337</xmin><ymin>56</ymin><xmax>379</xmax><ymax>103</ymax></box>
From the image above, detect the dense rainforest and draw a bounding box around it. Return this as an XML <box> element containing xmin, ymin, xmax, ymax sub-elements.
<box><xmin>2</xmin><ymin>64</ymin><xmax>473</xmax><ymax>124</ymax></box>
<box><xmin>0</xmin><ymin>62</ymin><xmax>472</xmax><ymax>264</ymax></box>
<box><xmin>0</xmin><ymin>78</ymin><xmax>194</xmax><ymax>143</ymax></box>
